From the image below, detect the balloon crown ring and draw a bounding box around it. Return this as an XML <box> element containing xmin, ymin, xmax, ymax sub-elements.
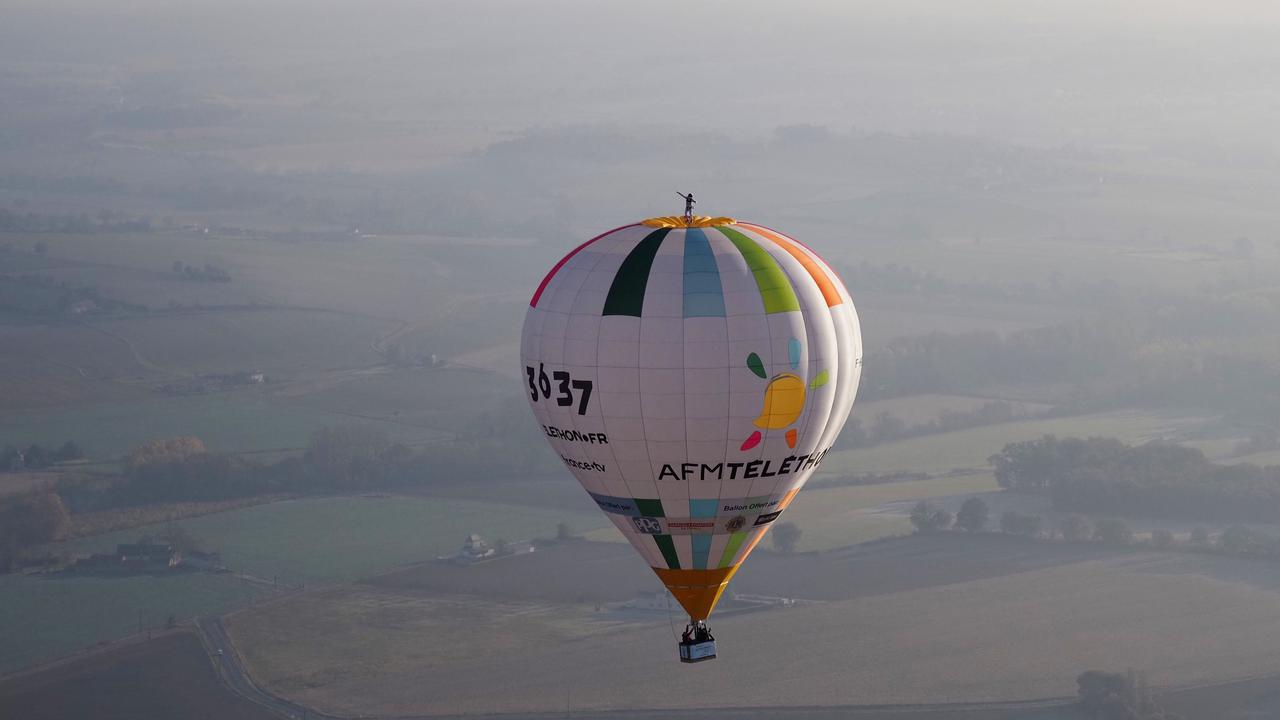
<box><xmin>641</xmin><ymin>215</ymin><xmax>738</xmax><ymax>228</ymax></box>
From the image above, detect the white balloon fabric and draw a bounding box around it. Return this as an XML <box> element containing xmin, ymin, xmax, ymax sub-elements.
<box><xmin>521</xmin><ymin>216</ymin><xmax>862</xmax><ymax>620</ymax></box>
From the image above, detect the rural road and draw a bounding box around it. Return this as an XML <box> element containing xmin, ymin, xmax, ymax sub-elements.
<box><xmin>196</xmin><ymin>617</ymin><xmax>338</xmax><ymax>720</ymax></box>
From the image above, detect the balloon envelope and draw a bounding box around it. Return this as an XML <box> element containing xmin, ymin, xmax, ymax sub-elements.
<box><xmin>521</xmin><ymin>216</ymin><xmax>862</xmax><ymax>620</ymax></box>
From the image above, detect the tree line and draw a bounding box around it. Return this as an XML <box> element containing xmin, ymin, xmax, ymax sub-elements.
<box><xmin>989</xmin><ymin>435</ymin><xmax>1280</xmax><ymax>523</ymax></box>
<box><xmin>2</xmin><ymin>440</ymin><xmax>83</xmax><ymax>470</ymax></box>
<box><xmin>911</xmin><ymin>496</ymin><xmax>1280</xmax><ymax>563</ymax></box>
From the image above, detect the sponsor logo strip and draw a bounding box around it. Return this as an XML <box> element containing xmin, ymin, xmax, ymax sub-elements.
<box><xmin>754</xmin><ymin>510</ymin><xmax>782</xmax><ymax>526</ymax></box>
<box><xmin>658</xmin><ymin>447</ymin><xmax>832</xmax><ymax>482</ymax></box>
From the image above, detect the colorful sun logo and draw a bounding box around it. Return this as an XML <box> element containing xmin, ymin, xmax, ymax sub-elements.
<box><xmin>740</xmin><ymin>338</ymin><xmax>829</xmax><ymax>451</ymax></box>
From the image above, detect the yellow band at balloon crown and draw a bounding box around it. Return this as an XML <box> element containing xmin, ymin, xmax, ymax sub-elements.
<box><xmin>641</xmin><ymin>215</ymin><xmax>738</xmax><ymax>228</ymax></box>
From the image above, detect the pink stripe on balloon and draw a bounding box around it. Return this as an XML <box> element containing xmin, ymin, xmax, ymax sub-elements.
<box><xmin>529</xmin><ymin>223</ymin><xmax>639</xmax><ymax>307</ymax></box>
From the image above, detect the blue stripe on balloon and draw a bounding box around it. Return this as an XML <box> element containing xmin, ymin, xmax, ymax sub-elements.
<box><xmin>692</xmin><ymin>534</ymin><xmax>712</xmax><ymax>570</ymax></box>
<box><xmin>682</xmin><ymin>228</ymin><xmax>726</xmax><ymax>318</ymax></box>
<box><xmin>689</xmin><ymin>499</ymin><xmax>719</xmax><ymax>518</ymax></box>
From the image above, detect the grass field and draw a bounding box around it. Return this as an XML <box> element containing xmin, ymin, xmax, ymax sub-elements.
<box><xmin>89</xmin><ymin>308</ymin><xmax>396</xmax><ymax>376</ymax></box>
<box><xmin>0</xmin><ymin>573</ymin><xmax>270</xmax><ymax>675</ymax></box>
<box><xmin>0</xmin><ymin>390</ymin><xmax>437</xmax><ymax>459</ymax></box>
<box><xmin>228</xmin><ymin>534</ymin><xmax>1280</xmax><ymax>716</ymax></box>
<box><xmin>0</xmin><ymin>472</ymin><xmax>57</xmax><ymax>498</ymax></box>
<box><xmin>849</xmin><ymin>393</ymin><xmax>1052</xmax><ymax>427</ymax></box>
<box><xmin>818</xmin><ymin>410</ymin><xmax>1212</xmax><ymax>478</ymax></box>
<box><xmin>62</xmin><ymin>494</ymin><xmax>607</xmax><ymax>586</ymax></box>
<box><xmin>1233</xmin><ymin>449</ymin><xmax>1280</xmax><ymax>467</ymax></box>
<box><xmin>785</xmin><ymin>473</ymin><xmax>1000</xmax><ymax>550</ymax></box>
<box><xmin>281</xmin><ymin>365</ymin><xmax>518</xmax><ymax>434</ymax></box>
<box><xmin>0</xmin><ymin>631</ymin><xmax>278</xmax><ymax>720</ymax></box>
<box><xmin>1</xmin><ymin>494</ymin><xmax>604</xmax><ymax>675</ymax></box>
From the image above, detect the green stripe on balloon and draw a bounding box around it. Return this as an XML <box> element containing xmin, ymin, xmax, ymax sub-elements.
<box><xmin>654</xmin><ymin>534</ymin><xmax>681</xmax><ymax>569</ymax></box>
<box><xmin>718</xmin><ymin>531</ymin><xmax>747</xmax><ymax>568</ymax></box>
<box><xmin>602</xmin><ymin>228</ymin><xmax>670</xmax><ymax>316</ymax></box>
<box><xmin>716</xmin><ymin>227</ymin><xmax>801</xmax><ymax>314</ymax></box>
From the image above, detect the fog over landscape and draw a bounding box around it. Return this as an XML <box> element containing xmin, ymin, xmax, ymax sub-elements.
<box><xmin>4</xmin><ymin>2</ymin><xmax>1280</xmax><ymax>719</ymax></box>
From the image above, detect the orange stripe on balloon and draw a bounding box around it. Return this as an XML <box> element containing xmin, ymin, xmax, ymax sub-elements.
<box><xmin>735</xmin><ymin>527</ymin><xmax>770</xmax><ymax>564</ymax></box>
<box><xmin>778</xmin><ymin>488</ymin><xmax>801</xmax><ymax>510</ymax></box>
<box><xmin>740</xmin><ymin>223</ymin><xmax>842</xmax><ymax>307</ymax></box>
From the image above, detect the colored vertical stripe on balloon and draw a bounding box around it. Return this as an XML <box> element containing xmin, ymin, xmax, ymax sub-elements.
<box><xmin>735</xmin><ymin>526</ymin><xmax>770</xmax><ymax>566</ymax></box>
<box><xmin>654</xmin><ymin>534</ymin><xmax>681</xmax><ymax>569</ymax></box>
<box><xmin>689</xmin><ymin>499</ymin><xmax>718</xmax><ymax>518</ymax></box>
<box><xmin>717</xmin><ymin>531</ymin><xmax>747</xmax><ymax>568</ymax></box>
<box><xmin>716</xmin><ymin>227</ymin><xmax>801</xmax><ymax>314</ymax></box>
<box><xmin>681</xmin><ymin>228</ymin><xmax>726</xmax><ymax>318</ymax></box>
<box><xmin>740</xmin><ymin>223</ymin><xmax>843</xmax><ymax>307</ymax></box>
<box><xmin>602</xmin><ymin>228</ymin><xmax>670</xmax><ymax>316</ymax></box>
<box><xmin>635</xmin><ymin>498</ymin><xmax>665</xmax><ymax>517</ymax></box>
<box><xmin>691</xmin><ymin>534</ymin><xmax>712</xmax><ymax>570</ymax></box>
<box><xmin>530</xmin><ymin>223</ymin><xmax>639</xmax><ymax>308</ymax></box>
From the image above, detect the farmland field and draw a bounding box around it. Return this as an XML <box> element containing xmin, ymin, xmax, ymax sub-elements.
<box><xmin>0</xmin><ymin>494</ymin><xmax>605</xmax><ymax>675</ymax></box>
<box><xmin>87</xmin><ymin>308</ymin><xmax>396</xmax><ymax>376</ymax></box>
<box><xmin>281</xmin><ymin>365</ymin><xmax>518</xmax><ymax>434</ymax></box>
<box><xmin>229</xmin><ymin>534</ymin><xmax>1280</xmax><ymax>716</ymax></box>
<box><xmin>818</xmin><ymin>410</ymin><xmax>1213</xmax><ymax>478</ymax></box>
<box><xmin>0</xmin><ymin>573</ymin><xmax>271</xmax><ymax>675</ymax></box>
<box><xmin>785</xmin><ymin>473</ymin><xmax>1000</xmax><ymax>550</ymax></box>
<box><xmin>0</xmin><ymin>631</ymin><xmax>278</xmax><ymax>720</ymax></box>
<box><xmin>0</xmin><ymin>390</ymin><xmax>435</xmax><ymax>460</ymax></box>
<box><xmin>849</xmin><ymin>393</ymin><xmax>1052</xmax><ymax>426</ymax></box>
<box><xmin>61</xmin><ymin>494</ymin><xmax>607</xmax><ymax>586</ymax></box>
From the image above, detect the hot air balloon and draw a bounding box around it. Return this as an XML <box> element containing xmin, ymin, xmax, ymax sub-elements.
<box><xmin>521</xmin><ymin>205</ymin><xmax>862</xmax><ymax>662</ymax></box>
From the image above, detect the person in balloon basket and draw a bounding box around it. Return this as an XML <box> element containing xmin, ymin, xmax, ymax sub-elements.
<box><xmin>682</xmin><ymin>623</ymin><xmax>714</xmax><ymax>644</ymax></box>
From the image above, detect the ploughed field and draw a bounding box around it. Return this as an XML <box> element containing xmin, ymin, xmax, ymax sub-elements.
<box><xmin>0</xmin><ymin>631</ymin><xmax>277</xmax><ymax>720</ymax></box>
<box><xmin>229</xmin><ymin>534</ymin><xmax>1280</xmax><ymax>716</ymax></box>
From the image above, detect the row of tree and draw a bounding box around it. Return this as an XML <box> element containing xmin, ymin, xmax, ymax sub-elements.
<box><xmin>1077</xmin><ymin>669</ymin><xmax>1179</xmax><ymax>720</ymax></box>
<box><xmin>990</xmin><ymin>435</ymin><xmax>1280</xmax><ymax>523</ymax></box>
<box><xmin>911</xmin><ymin>497</ymin><xmax>1164</xmax><ymax>547</ymax></box>
<box><xmin>910</xmin><ymin>497</ymin><xmax>1280</xmax><ymax>562</ymax></box>
<box><xmin>1</xmin><ymin>441</ymin><xmax>84</xmax><ymax>470</ymax></box>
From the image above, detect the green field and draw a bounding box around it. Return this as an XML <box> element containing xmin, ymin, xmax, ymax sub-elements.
<box><xmin>91</xmin><ymin>309</ymin><xmax>396</xmax><ymax>376</ymax></box>
<box><xmin>0</xmin><ymin>572</ymin><xmax>270</xmax><ymax>675</ymax></box>
<box><xmin>228</xmin><ymin>535</ymin><xmax>1280</xmax><ymax>716</ymax></box>
<box><xmin>0</xmin><ymin>494</ymin><xmax>607</xmax><ymax>675</ymax></box>
<box><xmin>0</xmin><ymin>391</ymin><xmax>441</xmax><ymax>460</ymax></box>
<box><xmin>62</xmin><ymin>494</ymin><xmax>607</xmax><ymax>586</ymax></box>
<box><xmin>849</xmin><ymin>393</ymin><xmax>1052</xmax><ymax>426</ymax></box>
<box><xmin>786</xmin><ymin>473</ymin><xmax>1000</xmax><ymax>550</ymax></box>
<box><xmin>1234</xmin><ymin>449</ymin><xmax>1280</xmax><ymax>467</ymax></box>
<box><xmin>819</xmin><ymin>410</ymin><xmax>1211</xmax><ymax>478</ymax></box>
